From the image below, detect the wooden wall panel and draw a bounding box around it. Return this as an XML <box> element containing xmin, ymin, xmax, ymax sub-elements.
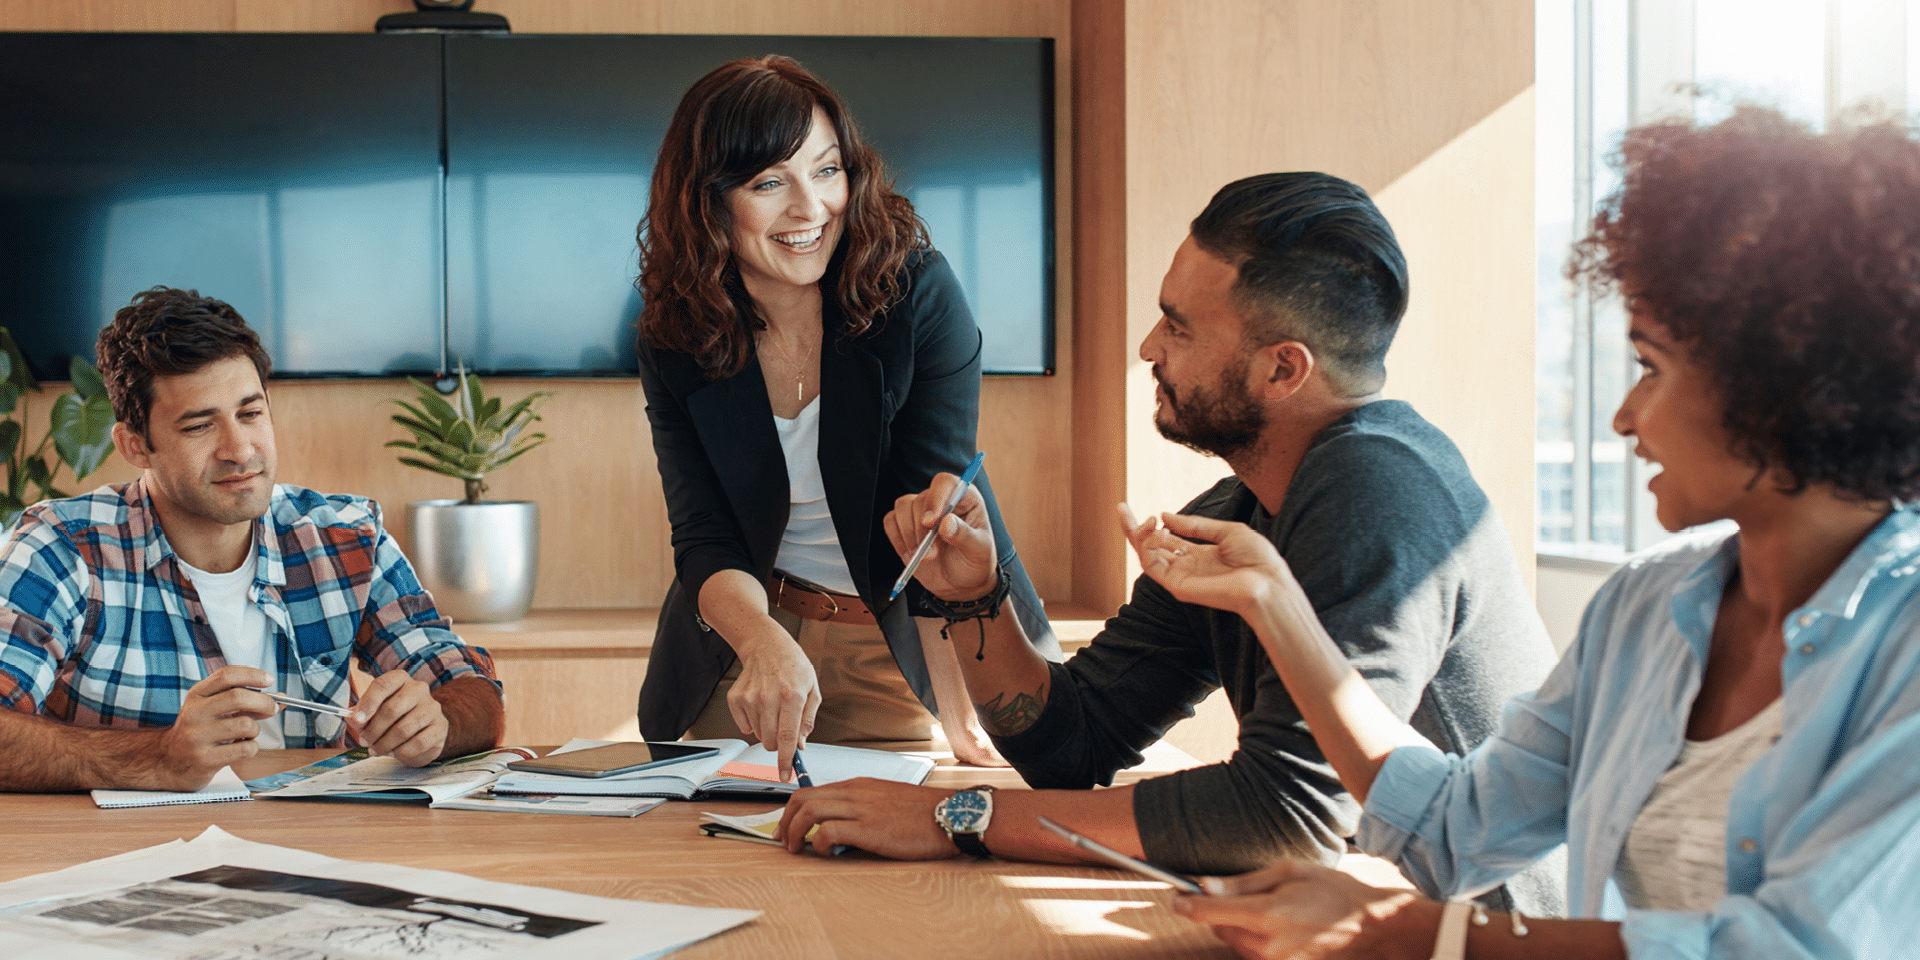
<box><xmin>1375</xmin><ymin>90</ymin><xmax>1538</xmax><ymax>579</ymax></box>
<box><xmin>3</xmin><ymin>0</ymin><xmax>1081</xmax><ymax>611</ymax></box>
<box><xmin>494</xmin><ymin>655</ymin><xmax>647</xmax><ymax>744</ymax></box>
<box><xmin>1068</xmin><ymin>0</ymin><xmax>1130</xmax><ymax>614</ymax></box>
<box><xmin>1113</xmin><ymin>0</ymin><xmax>1538</xmax><ymax>590</ymax></box>
<box><xmin>0</xmin><ymin>0</ymin><xmax>234</xmax><ymax>31</ymax></box>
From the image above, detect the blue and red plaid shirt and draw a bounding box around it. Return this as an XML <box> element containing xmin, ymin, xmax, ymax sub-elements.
<box><xmin>0</xmin><ymin>478</ymin><xmax>497</xmax><ymax>747</ymax></box>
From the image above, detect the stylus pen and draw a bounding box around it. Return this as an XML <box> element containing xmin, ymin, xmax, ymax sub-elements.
<box><xmin>267</xmin><ymin>691</ymin><xmax>352</xmax><ymax>718</ymax></box>
<box><xmin>791</xmin><ymin>749</ymin><xmax>816</xmax><ymax>788</ymax></box>
<box><xmin>889</xmin><ymin>451</ymin><xmax>987</xmax><ymax>601</ymax></box>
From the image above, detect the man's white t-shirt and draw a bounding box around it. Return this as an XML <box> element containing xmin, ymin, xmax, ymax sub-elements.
<box><xmin>179</xmin><ymin>549</ymin><xmax>285</xmax><ymax>749</ymax></box>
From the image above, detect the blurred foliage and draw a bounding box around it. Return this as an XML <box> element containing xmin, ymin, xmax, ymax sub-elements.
<box><xmin>2</xmin><ymin>329</ymin><xmax>114</xmax><ymax>530</ymax></box>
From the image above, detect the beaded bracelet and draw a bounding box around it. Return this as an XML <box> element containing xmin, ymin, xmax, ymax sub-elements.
<box><xmin>916</xmin><ymin>567</ymin><xmax>1011</xmax><ymax>660</ymax></box>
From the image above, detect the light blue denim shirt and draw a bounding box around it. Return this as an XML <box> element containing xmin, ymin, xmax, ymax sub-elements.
<box><xmin>1357</xmin><ymin>506</ymin><xmax>1920</xmax><ymax>959</ymax></box>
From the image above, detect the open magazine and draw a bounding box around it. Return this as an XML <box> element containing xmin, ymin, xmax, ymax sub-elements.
<box><xmin>245</xmin><ymin>747</ymin><xmax>534</xmax><ymax>803</ymax></box>
<box><xmin>490</xmin><ymin>738</ymin><xmax>936</xmax><ymax>800</ymax></box>
<box><xmin>244</xmin><ymin>748</ymin><xmax>662</xmax><ymax>817</ymax></box>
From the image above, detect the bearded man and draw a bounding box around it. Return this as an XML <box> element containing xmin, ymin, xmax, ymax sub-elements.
<box><xmin>778</xmin><ymin>173</ymin><xmax>1567</xmax><ymax>916</ymax></box>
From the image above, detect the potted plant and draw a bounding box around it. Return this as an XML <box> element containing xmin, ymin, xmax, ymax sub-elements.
<box><xmin>387</xmin><ymin>363</ymin><xmax>553</xmax><ymax>623</ymax></box>
<box><xmin>2</xmin><ymin>328</ymin><xmax>115</xmax><ymax>531</ymax></box>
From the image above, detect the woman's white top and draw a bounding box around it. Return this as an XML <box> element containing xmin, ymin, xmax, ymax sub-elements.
<box><xmin>771</xmin><ymin>396</ymin><xmax>859</xmax><ymax>595</ymax></box>
<box><xmin>1614</xmin><ymin>696</ymin><xmax>1785</xmax><ymax>911</ymax></box>
<box><xmin>178</xmin><ymin>549</ymin><xmax>284</xmax><ymax>749</ymax></box>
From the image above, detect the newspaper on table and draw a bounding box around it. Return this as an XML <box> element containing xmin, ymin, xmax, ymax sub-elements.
<box><xmin>0</xmin><ymin>825</ymin><xmax>756</xmax><ymax>960</ymax></box>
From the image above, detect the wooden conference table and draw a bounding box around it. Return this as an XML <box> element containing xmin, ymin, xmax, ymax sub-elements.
<box><xmin>0</xmin><ymin>745</ymin><xmax>1407</xmax><ymax>959</ymax></box>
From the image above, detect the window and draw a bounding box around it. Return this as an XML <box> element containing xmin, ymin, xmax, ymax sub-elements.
<box><xmin>1535</xmin><ymin>0</ymin><xmax>1914</xmax><ymax>559</ymax></box>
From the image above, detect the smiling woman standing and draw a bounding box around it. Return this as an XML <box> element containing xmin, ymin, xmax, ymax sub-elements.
<box><xmin>1123</xmin><ymin>105</ymin><xmax>1920</xmax><ymax>959</ymax></box>
<box><xmin>632</xmin><ymin>56</ymin><xmax>1057</xmax><ymax>778</ymax></box>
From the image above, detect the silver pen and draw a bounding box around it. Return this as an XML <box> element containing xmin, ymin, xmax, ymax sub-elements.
<box><xmin>266</xmin><ymin>691</ymin><xmax>352</xmax><ymax>718</ymax></box>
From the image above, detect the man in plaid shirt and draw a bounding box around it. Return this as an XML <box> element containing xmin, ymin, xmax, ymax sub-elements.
<box><xmin>0</xmin><ymin>288</ymin><xmax>503</xmax><ymax>792</ymax></box>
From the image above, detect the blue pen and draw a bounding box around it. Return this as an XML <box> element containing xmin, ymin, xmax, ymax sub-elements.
<box><xmin>889</xmin><ymin>451</ymin><xmax>987</xmax><ymax>600</ymax></box>
<box><xmin>791</xmin><ymin>749</ymin><xmax>815</xmax><ymax>788</ymax></box>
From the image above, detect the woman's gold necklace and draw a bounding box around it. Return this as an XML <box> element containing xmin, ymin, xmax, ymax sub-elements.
<box><xmin>763</xmin><ymin>323</ymin><xmax>817</xmax><ymax>402</ymax></box>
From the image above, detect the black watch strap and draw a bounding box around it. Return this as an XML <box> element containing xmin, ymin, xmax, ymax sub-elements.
<box><xmin>949</xmin><ymin>824</ymin><xmax>992</xmax><ymax>859</ymax></box>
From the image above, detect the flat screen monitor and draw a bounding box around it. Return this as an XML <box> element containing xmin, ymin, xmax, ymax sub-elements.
<box><xmin>443</xmin><ymin>34</ymin><xmax>1054</xmax><ymax>376</ymax></box>
<box><xmin>0</xmin><ymin>33</ymin><xmax>446</xmax><ymax>381</ymax></box>
<box><xmin>0</xmin><ymin>33</ymin><xmax>1054</xmax><ymax>380</ymax></box>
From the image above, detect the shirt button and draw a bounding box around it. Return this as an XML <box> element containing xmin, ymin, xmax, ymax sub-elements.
<box><xmin>1796</xmin><ymin>612</ymin><xmax>1816</xmax><ymax>628</ymax></box>
<box><xmin>1800</xmin><ymin>643</ymin><xmax>1816</xmax><ymax>656</ymax></box>
<box><xmin>318</xmin><ymin>655</ymin><xmax>333</xmax><ymax>666</ymax></box>
<box><xmin>1740</xmin><ymin>838</ymin><xmax>1758</xmax><ymax>853</ymax></box>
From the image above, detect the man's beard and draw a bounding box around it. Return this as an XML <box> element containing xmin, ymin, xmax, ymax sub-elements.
<box><xmin>1153</xmin><ymin>359</ymin><xmax>1266</xmax><ymax>460</ymax></box>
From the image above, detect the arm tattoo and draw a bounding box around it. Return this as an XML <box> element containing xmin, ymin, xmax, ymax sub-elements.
<box><xmin>977</xmin><ymin>684</ymin><xmax>1047</xmax><ymax>737</ymax></box>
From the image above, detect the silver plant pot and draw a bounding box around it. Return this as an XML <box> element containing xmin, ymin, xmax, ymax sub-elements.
<box><xmin>405</xmin><ymin>500</ymin><xmax>539</xmax><ymax>623</ymax></box>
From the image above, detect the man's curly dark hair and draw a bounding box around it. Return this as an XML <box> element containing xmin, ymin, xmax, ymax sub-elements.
<box><xmin>96</xmin><ymin>287</ymin><xmax>271</xmax><ymax>440</ymax></box>
<box><xmin>1571</xmin><ymin>104</ymin><xmax>1920</xmax><ymax>503</ymax></box>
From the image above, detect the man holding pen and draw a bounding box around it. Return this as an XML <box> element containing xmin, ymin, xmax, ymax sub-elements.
<box><xmin>0</xmin><ymin>287</ymin><xmax>502</xmax><ymax>793</ymax></box>
<box><xmin>778</xmin><ymin>173</ymin><xmax>1565</xmax><ymax>914</ymax></box>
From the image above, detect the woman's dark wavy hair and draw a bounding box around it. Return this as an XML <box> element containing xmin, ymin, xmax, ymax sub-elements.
<box><xmin>636</xmin><ymin>55</ymin><xmax>928</xmax><ymax>380</ymax></box>
<box><xmin>1571</xmin><ymin>104</ymin><xmax>1920</xmax><ymax>503</ymax></box>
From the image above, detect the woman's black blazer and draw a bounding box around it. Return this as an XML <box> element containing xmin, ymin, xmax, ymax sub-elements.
<box><xmin>634</xmin><ymin>250</ymin><xmax>1060</xmax><ymax>740</ymax></box>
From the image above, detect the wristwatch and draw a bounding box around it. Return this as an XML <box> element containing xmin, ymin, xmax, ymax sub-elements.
<box><xmin>934</xmin><ymin>785</ymin><xmax>997</xmax><ymax>859</ymax></box>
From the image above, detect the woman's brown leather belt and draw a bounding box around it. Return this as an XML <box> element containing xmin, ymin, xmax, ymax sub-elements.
<box><xmin>769</xmin><ymin>572</ymin><xmax>878</xmax><ymax>625</ymax></box>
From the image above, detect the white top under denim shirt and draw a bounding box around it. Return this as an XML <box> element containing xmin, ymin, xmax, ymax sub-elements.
<box><xmin>1357</xmin><ymin>506</ymin><xmax>1920</xmax><ymax>959</ymax></box>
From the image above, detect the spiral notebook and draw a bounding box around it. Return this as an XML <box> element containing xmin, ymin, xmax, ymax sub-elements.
<box><xmin>91</xmin><ymin>766</ymin><xmax>252</xmax><ymax>809</ymax></box>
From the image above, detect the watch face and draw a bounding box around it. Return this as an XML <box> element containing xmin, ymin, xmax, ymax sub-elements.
<box><xmin>941</xmin><ymin>790</ymin><xmax>992</xmax><ymax>833</ymax></box>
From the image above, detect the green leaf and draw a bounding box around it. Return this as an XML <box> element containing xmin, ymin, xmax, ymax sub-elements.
<box><xmin>0</xmin><ymin>348</ymin><xmax>9</xmax><ymax>382</ymax></box>
<box><xmin>0</xmin><ymin>494</ymin><xmax>25</xmax><ymax>532</ymax></box>
<box><xmin>0</xmin><ymin>327</ymin><xmax>37</xmax><ymax>392</ymax></box>
<box><xmin>495</xmin><ymin>397</ymin><xmax>541</xmax><ymax>432</ymax></box>
<box><xmin>486</xmin><ymin>439</ymin><xmax>546</xmax><ymax>472</ymax></box>
<box><xmin>0</xmin><ymin>382</ymin><xmax>16</xmax><ymax>416</ymax></box>
<box><xmin>421</xmin><ymin>439</ymin><xmax>472</xmax><ymax>464</ymax></box>
<box><xmin>24</xmin><ymin>455</ymin><xmax>52</xmax><ymax>487</ymax></box>
<box><xmin>50</xmin><ymin>393</ymin><xmax>116</xmax><ymax>481</ymax></box>
<box><xmin>387</xmin><ymin>415</ymin><xmax>447</xmax><ymax>447</ymax></box>
<box><xmin>396</xmin><ymin>457</ymin><xmax>472</xmax><ymax>480</ymax></box>
<box><xmin>497</xmin><ymin>394</ymin><xmax>549</xmax><ymax>429</ymax></box>
<box><xmin>0</xmin><ymin>420</ymin><xmax>18</xmax><ymax>459</ymax></box>
<box><xmin>68</xmin><ymin>356</ymin><xmax>106</xmax><ymax>400</ymax></box>
<box><xmin>445</xmin><ymin>418</ymin><xmax>475</xmax><ymax>451</ymax></box>
<box><xmin>413</xmin><ymin>390</ymin><xmax>462</xmax><ymax>430</ymax></box>
<box><xmin>461</xmin><ymin>369</ymin><xmax>484</xmax><ymax>423</ymax></box>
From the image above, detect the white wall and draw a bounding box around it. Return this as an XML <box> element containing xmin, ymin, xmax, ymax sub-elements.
<box><xmin>1535</xmin><ymin>556</ymin><xmax>1615</xmax><ymax>652</ymax></box>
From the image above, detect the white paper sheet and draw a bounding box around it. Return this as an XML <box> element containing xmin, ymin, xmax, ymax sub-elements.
<box><xmin>0</xmin><ymin>825</ymin><xmax>756</xmax><ymax>960</ymax></box>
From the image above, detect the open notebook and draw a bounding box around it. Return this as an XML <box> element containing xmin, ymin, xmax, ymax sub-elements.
<box><xmin>92</xmin><ymin>767</ymin><xmax>251</xmax><ymax>809</ymax></box>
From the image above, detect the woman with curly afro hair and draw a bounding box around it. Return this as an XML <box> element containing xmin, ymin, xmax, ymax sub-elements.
<box><xmin>1122</xmin><ymin>104</ymin><xmax>1920</xmax><ymax>959</ymax></box>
